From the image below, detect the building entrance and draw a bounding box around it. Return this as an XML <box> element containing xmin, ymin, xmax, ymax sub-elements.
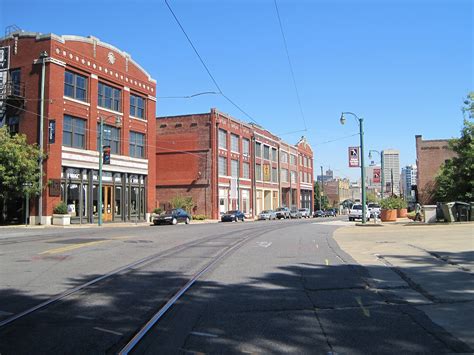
<box><xmin>103</xmin><ymin>186</ymin><xmax>113</xmax><ymax>222</ymax></box>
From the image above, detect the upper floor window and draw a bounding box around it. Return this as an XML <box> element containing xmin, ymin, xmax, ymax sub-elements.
<box><xmin>243</xmin><ymin>162</ymin><xmax>250</xmax><ymax>179</ymax></box>
<box><xmin>231</xmin><ymin>159</ymin><xmax>239</xmax><ymax>177</ymax></box>
<box><xmin>63</xmin><ymin>115</ymin><xmax>85</xmax><ymax>149</ymax></box>
<box><xmin>218</xmin><ymin>156</ymin><xmax>227</xmax><ymax>176</ymax></box>
<box><xmin>10</xmin><ymin>69</ymin><xmax>21</xmax><ymax>96</ymax></box>
<box><xmin>98</xmin><ymin>82</ymin><xmax>121</xmax><ymax>112</ymax></box>
<box><xmin>290</xmin><ymin>154</ymin><xmax>297</xmax><ymax>166</ymax></box>
<box><xmin>231</xmin><ymin>134</ymin><xmax>239</xmax><ymax>152</ymax></box>
<box><xmin>281</xmin><ymin>151</ymin><xmax>288</xmax><ymax>163</ymax></box>
<box><xmin>242</xmin><ymin>138</ymin><xmax>250</xmax><ymax>155</ymax></box>
<box><xmin>255</xmin><ymin>142</ymin><xmax>261</xmax><ymax>157</ymax></box>
<box><xmin>299</xmin><ymin>155</ymin><xmax>303</xmax><ymax>166</ymax></box>
<box><xmin>97</xmin><ymin>124</ymin><xmax>121</xmax><ymax>154</ymax></box>
<box><xmin>218</xmin><ymin>129</ymin><xmax>227</xmax><ymax>149</ymax></box>
<box><xmin>263</xmin><ymin>145</ymin><xmax>270</xmax><ymax>160</ymax></box>
<box><xmin>256</xmin><ymin>164</ymin><xmax>262</xmax><ymax>180</ymax></box>
<box><xmin>271</xmin><ymin>148</ymin><xmax>277</xmax><ymax>162</ymax></box>
<box><xmin>130</xmin><ymin>94</ymin><xmax>145</xmax><ymax>119</ymax></box>
<box><xmin>64</xmin><ymin>71</ymin><xmax>87</xmax><ymax>102</ymax></box>
<box><xmin>281</xmin><ymin>168</ymin><xmax>288</xmax><ymax>183</ymax></box>
<box><xmin>129</xmin><ymin>131</ymin><xmax>145</xmax><ymax>158</ymax></box>
<box><xmin>272</xmin><ymin>167</ymin><xmax>278</xmax><ymax>183</ymax></box>
<box><xmin>291</xmin><ymin>170</ymin><xmax>297</xmax><ymax>183</ymax></box>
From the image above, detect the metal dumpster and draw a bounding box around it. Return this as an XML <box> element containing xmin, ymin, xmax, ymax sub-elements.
<box><xmin>440</xmin><ymin>202</ymin><xmax>456</xmax><ymax>222</ymax></box>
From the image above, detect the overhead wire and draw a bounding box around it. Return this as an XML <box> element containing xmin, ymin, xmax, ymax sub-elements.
<box><xmin>164</xmin><ymin>0</ymin><xmax>260</xmax><ymax>125</ymax></box>
<box><xmin>273</xmin><ymin>0</ymin><xmax>308</xmax><ymax>132</ymax></box>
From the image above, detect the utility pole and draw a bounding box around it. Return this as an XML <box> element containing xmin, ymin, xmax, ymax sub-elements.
<box><xmin>37</xmin><ymin>51</ymin><xmax>48</xmax><ymax>225</ymax></box>
<box><xmin>98</xmin><ymin>117</ymin><xmax>103</xmax><ymax>226</ymax></box>
<box><xmin>320</xmin><ymin>166</ymin><xmax>324</xmax><ymax>209</ymax></box>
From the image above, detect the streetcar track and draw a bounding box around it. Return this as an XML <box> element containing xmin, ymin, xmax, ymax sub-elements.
<box><xmin>0</xmin><ymin>223</ymin><xmax>280</xmax><ymax>329</ymax></box>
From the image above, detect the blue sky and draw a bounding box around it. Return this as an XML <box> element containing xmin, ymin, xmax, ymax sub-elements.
<box><xmin>2</xmin><ymin>0</ymin><xmax>472</xmax><ymax>180</ymax></box>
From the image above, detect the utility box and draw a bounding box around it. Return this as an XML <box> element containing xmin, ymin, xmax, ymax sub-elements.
<box><xmin>423</xmin><ymin>205</ymin><xmax>437</xmax><ymax>223</ymax></box>
<box><xmin>441</xmin><ymin>202</ymin><xmax>456</xmax><ymax>222</ymax></box>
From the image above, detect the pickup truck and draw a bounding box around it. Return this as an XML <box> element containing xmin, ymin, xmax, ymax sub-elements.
<box><xmin>348</xmin><ymin>204</ymin><xmax>371</xmax><ymax>221</ymax></box>
<box><xmin>275</xmin><ymin>207</ymin><xmax>290</xmax><ymax>219</ymax></box>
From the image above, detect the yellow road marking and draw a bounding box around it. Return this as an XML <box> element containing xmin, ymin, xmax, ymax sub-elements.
<box><xmin>39</xmin><ymin>240</ymin><xmax>111</xmax><ymax>255</ymax></box>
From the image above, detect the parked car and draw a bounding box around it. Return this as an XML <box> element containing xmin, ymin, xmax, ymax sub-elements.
<box><xmin>298</xmin><ymin>208</ymin><xmax>311</xmax><ymax>218</ymax></box>
<box><xmin>258</xmin><ymin>210</ymin><xmax>277</xmax><ymax>220</ymax></box>
<box><xmin>348</xmin><ymin>204</ymin><xmax>371</xmax><ymax>221</ymax></box>
<box><xmin>290</xmin><ymin>208</ymin><xmax>302</xmax><ymax>219</ymax></box>
<box><xmin>153</xmin><ymin>208</ymin><xmax>191</xmax><ymax>225</ymax></box>
<box><xmin>275</xmin><ymin>207</ymin><xmax>290</xmax><ymax>219</ymax></box>
<box><xmin>221</xmin><ymin>210</ymin><xmax>245</xmax><ymax>222</ymax></box>
<box><xmin>325</xmin><ymin>209</ymin><xmax>336</xmax><ymax>217</ymax></box>
<box><xmin>313</xmin><ymin>210</ymin><xmax>324</xmax><ymax>218</ymax></box>
<box><xmin>368</xmin><ymin>203</ymin><xmax>381</xmax><ymax>218</ymax></box>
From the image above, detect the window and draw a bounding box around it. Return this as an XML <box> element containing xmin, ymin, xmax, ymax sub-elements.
<box><xmin>290</xmin><ymin>154</ymin><xmax>297</xmax><ymax>166</ymax></box>
<box><xmin>63</xmin><ymin>115</ymin><xmax>86</xmax><ymax>149</ymax></box>
<box><xmin>281</xmin><ymin>151</ymin><xmax>288</xmax><ymax>163</ymax></box>
<box><xmin>7</xmin><ymin>116</ymin><xmax>19</xmax><ymax>134</ymax></box>
<box><xmin>256</xmin><ymin>164</ymin><xmax>262</xmax><ymax>180</ymax></box>
<box><xmin>291</xmin><ymin>171</ymin><xmax>297</xmax><ymax>183</ymax></box>
<box><xmin>98</xmin><ymin>82</ymin><xmax>121</xmax><ymax>112</ymax></box>
<box><xmin>64</xmin><ymin>71</ymin><xmax>87</xmax><ymax>102</ymax></box>
<box><xmin>97</xmin><ymin>124</ymin><xmax>120</xmax><ymax>154</ymax></box>
<box><xmin>255</xmin><ymin>142</ymin><xmax>261</xmax><ymax>157</ymax></box>
<box><xmin>299</xmin><ymin>155</ymin><xmax>303</xmax><ymax>166</ymax></box>
<box><xmin>243</xmin><ymin>162</ymin><xmax>250</xmax><ymax>179</ymax></box>
<box><xmin>231</xmin><ymin>159</ymin><xmax>239</xmax><ymax>177</ymax></box>
<box><xmin>263</xmin><ymin>145</ymin><xmax>270</xmax><ymax>160</ymax></box>
<box><xmin>129</xmin><ymin>131</ymin><xmax>145</xmax><ymax>158</ymax></box>
<box><xmin>242</xmin><ymin>138</ymin><xmax>250</xmax><ymax>155</ymax></box>
<box><xmin>218</xmin><ymin>156</ymin><xmax>227</xmax><ymax>176</ymax></box>
<box><xmin>231</xmin><ymin>134</ymin><xmax>239</xmax><ymax>152</ymax></box>
<box><xmin>219</xmin><ymin>129</ymin><xmax>227</xmax><ymax>149</ymax></box>
<box><xmin>10</xmin><ymin>69</ymin><xmax>21</xmax><ymax>96</ymax></box>
<box><xmin>281</xmin><ymin>168</ymin><xmax>288</xmax><ymax>183</ymax></box>
<box><xmin>130</xmin><ymin>94</ymin><xmax>145</xmax><ymax>119</ymax></box>
<box><xmin>272</xmin><ymin>167</ymin><xmax>278</xmax><ymax>182</ymax></box>
<box><xmin>272</xmin><ymin>148</ymin><xmax>277</xmax><ymax>162</ymax></box>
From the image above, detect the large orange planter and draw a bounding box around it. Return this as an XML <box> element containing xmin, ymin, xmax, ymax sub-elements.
<box><xmin>381</xmin><ymin>209</ymin><xmax>397</xmax><ymax>222</ymax></box>
<box><xmin>397</xmin><ymin>208</ymin><xmax>408</xmax><ymax>218</ymax></box>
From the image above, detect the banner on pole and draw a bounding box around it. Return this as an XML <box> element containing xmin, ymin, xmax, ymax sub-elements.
<box><xmin>373</xmin><ymin>168</ymin><xmax>381</xmax><ymax>183</ymax></box>
<box><xmin>348</xmin><ymin>146</ymin><xmax>360</xmax><ymax>167</ymax></box>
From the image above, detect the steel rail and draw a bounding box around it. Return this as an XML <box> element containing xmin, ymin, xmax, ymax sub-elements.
<box><xmin>118</xmin><ymin>224</ymin><xmax>288</xmax><ymax>354</ymax></box>
<box><xmin>0</xmin><ymin>225</ymin><xmax>260</xmax><ymax>328</ymax></box>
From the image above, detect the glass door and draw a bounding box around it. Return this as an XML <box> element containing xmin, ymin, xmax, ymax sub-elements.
<box><xmin>103</xmin><ymin>186</ymin><xmax>113</xmax><ymax>222</ymax></box>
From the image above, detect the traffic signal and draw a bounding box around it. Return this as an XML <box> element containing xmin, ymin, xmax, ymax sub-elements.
<box><xmin>103</xmin><ymin>146</ymin><xmax>111</xmax><ymax>165</ymax></box>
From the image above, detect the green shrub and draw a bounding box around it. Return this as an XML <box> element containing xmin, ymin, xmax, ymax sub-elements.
<box><xmin>380</xmin><ymin>197</ymin><xmax>399</xmax><ymax>210</ymax></box>
<box><xmin>153</xmin><ymin>208</ymin><xmax>162</xmax><ymax>214</ymax></box>
<box><xmin>192</xmin><ymin>214</ymin><xmax>207</xmax><ymax>220</ymax></box>
<box><xmin>53</xmin><ymin>201</ymin><xmax>68</xmax><ymax>214</ymax></box>
<box><xmin>170</xmin><ymin>195</ymin><xmax>194</xmax><ymax>213</ymax></box>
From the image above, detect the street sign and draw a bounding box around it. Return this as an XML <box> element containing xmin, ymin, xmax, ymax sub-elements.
<box><xmin>373</xmin><ymin>168</ymin><xmax>381</xmax><ymax>183</ymax></box>
<box><xmin>0</xmin><ymin>46</ymin><xmax>10</xmax><ymax>71</ymax></box>
<box><xmin>348</xmin><ymin>146</ymin><xmax>360</xmax><ymax>167</ymax></box>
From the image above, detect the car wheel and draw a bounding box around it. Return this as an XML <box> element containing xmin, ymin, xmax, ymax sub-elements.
<box><xmin>153</xmin><ymin>221</ymin><xmax>159</xmax><ymax>225</ymax></box>
<box><xmin>185</xmin><ymin>217</ymin><xmax>190</xmax><ymax>224</ymax></box>
<box><xmin>172</xmin><ymin>218</ymin><xmax>177</xmax><ymax>225</ymax></box>
<box><xmin>241</xmin><ymin>217</ymin><xmax>245</xmax><ymax>222</ymax></box>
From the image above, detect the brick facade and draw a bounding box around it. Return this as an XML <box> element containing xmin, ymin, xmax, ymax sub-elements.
<box><xmin>415</xmin><ymin>135</ymin><xmax>457</xmax><ymax>204</ymax></box>
<box><xmin>156</xmin><ymin>109</ymin><xmax>314</xmax><ymax>219</ymax></box>
<box><xmin>0</xmin><ymin>31</ymin><xmax>156</xmax><ymax>224</ymax></box>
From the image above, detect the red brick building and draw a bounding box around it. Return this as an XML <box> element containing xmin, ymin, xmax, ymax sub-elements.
<box><xmin>415</xmin><ymin>135</ymin><xmax>457</xmax><ymax>204</ymax></box>
<box><xmin>0</xmin><ymin>31</ymin><xmax>156</xmax><ymax>224</ymax></box>
<box><xmin>156</xmin><ymin>109</ymin><xmax>314</xmax><ymax>219</ymax></box>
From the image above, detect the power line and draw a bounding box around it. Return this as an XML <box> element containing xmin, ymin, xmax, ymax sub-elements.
<box><xmin>164</xmin><ymin>0</ymin><xmax>260</xmax><ymax>125</ymax></box>
<box><xmin>273</xmin><ymin>0</ymin><xmax>307</xmax><ymax>132</ymax></box>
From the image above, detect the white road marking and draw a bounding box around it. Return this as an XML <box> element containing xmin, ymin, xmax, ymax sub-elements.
<box><xmin>312</xmin><ymin>220</ymin><xmax>355</xmax><ymax>226</ymax></box>
<box><xmin>256</xmin><ymin>241</ymin><xmax>272</xmax><ymax>248</ymax></box>
<box><xmin>93</xmin><ymin>327</ymin><xmax>123</xmax><ymax>336</ymax></box>
<box><xmin>76</xmin><ymin>315</ymin><xmax>94</xmax><ymax>320</ymax></box>
<box><xmin>0</xmin><ymin>310</ymin><xmax>13</xmax><ymax>316</ymax></box>
<box><xmin>189</xmin><ymin>331</ymin><xmax>219</xmax><ymax>338</ymax></box>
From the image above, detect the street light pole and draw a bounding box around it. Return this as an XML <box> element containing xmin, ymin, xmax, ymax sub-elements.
<box><xmin>98</xmin><ymin>117</ymin><xmax>104</xmax><ymax>226</ymax></box>
<box><xmin>369</xmin><ymin>149</ymin><xmax>384</xmax><ymax>200</ymax></box>
<box><xmin>340</xmin><ymin>112</ymin><xmax>367</xmax><ymax>224</ymax></box>
<box><xmin>37</xmin><ymin>51</ymin><xmax>48</xmax><ymax>225</ymax></box>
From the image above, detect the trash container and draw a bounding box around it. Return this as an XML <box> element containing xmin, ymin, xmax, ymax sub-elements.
<box><xmin>454</xmin><ymin>202</ymin><xmax>470</xmax><ymax>222</ymax></box>
<box><xmin>440</xmin><ymin>202</ymin><xmax>456</xmax><ymax>222</ymax></box>
<box><xmin>423</xmin><ymin>205</ymin><xmax>437</xmax><ymax>223</ymax></box>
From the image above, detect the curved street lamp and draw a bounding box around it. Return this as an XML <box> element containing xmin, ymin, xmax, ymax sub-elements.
<box><xmin>340</xmin><ymin>112</ymin><xmax>367</xmax><ymax>224</ymax></box>
<box><xmin>368</xmin><ymin>149</ymin><xmax>384</xmax><ymax>200</ymax></box>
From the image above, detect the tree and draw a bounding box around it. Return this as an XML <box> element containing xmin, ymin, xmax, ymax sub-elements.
<box><xmin>0</xmin><ymin>127</ymin><xmax>43</xmax><ymax>222</ymax></box>
<box><xmin>170</xmin><ymin>195</ymin><xmax>195</xmax><ymax>213</ymax></box>
<box><xmin>434</xmin><ymin>119</ymin><xmax>474</xmax><ymax>202</ymax></box>
<box><xmin>313</xmin><ymin>182</ymin><xmax>329</xmax><ymax>210</ymax></box>
<box><xmin>366</xmin><ymin>191</ymin><xmax>378</xmax><ymax>203</ymax></box>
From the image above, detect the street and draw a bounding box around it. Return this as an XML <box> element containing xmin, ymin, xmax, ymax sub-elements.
<box><xmin>0</xmin><ymin>219</ymin><xmax>472</xmax><ymax>354</ymax></box>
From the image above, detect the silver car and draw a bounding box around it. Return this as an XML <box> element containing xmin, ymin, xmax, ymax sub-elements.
<box><xmin>258</xmin><ymin>210</ymin><xmax>277</xmax><ymax>220</ymax></box>
<box><xmin>298</xmin><ymin>208</ymin><xmax>311</xmax><ymax>218</ymax></box>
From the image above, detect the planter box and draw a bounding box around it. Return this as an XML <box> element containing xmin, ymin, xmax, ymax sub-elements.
<box><xmin>397</xmin><ymin>208</ymin><xmax>408</xmax><ymax>218</ymax></box>
<box><xmin>380</xmin><ymin>209</ymin><xmax>397</xmax><ymax>222</ymax></box>
<box><xmin>52</xmin><ymin>214</ymin><xmax>71</xmax><ymax>226</ymax></box>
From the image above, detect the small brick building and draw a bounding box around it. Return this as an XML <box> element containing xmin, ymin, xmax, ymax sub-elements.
<box><xmin>0</xmin><ymin>31</ymin><xmax>156</xmax><ymax>224</ymax></box>
<box><xmin>415</xmin><ymin>135</ymin><xmax>457</xmax><ymax>204</ymax></box>
<box><xmin>156</xmin><ymin>109</ymin><xmax>314</xmax><ymax>219</ymax></box>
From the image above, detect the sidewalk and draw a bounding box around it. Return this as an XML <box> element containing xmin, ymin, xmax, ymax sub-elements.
<box><xmin>334</xmin><ymin>223</ymin><xmax>474</xmax><ymax>349</ymax></box>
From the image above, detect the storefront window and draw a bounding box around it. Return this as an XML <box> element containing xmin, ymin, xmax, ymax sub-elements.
<box><xmin>115</xmin><ymin>186</ymin><xmax>122</xmax><ymax>217</ymax></box>
<box><xmin>131</xmin><ymin>187</ymin><xmax>138</xmax><ymax>216</ymax></box>
<box><xmin>67</xmin><ymin>183</ymin><xmax>80</xmax><ymax>217</ymax></box>
<box><xmin>140</xmin><ymin>187</ymin><xmax>145</xmax><ymax>216</ymax></box>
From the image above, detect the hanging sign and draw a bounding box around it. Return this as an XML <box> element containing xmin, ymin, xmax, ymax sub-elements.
<box><xmin>48</xmin><ymin>120</ymin><xmax>56</xmax><ymax>143</ymax></box>
<box><xmin>373</xmin><ymin>168</ymin><xmax>381</xmax><ymax>183</ymax></box>
<box><xmin>0</xmin><ymin>46</ymin><xmax>10</xmax><ymax>71</ymax></box>
<box><xmin>348</xmin><ymin>146</ymin><xmax>360</xmax><ymax>167</ymax></box>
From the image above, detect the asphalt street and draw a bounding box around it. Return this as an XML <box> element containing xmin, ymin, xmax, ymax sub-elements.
<box><xmin>0</xmin><ymin>218</ymin><xmax>470</xmax><ymax>354</ymax></box>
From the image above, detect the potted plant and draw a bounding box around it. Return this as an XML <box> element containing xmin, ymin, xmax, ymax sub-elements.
<box><xmin>52</xmin><ymin>202</ymin><xmax>71</xmax><ymax>225</ymax></box>
<box><xmin>379</xmin><ymin>197</ymin><xmax>398</xmax><ymax>222</ymax></box>
<box><xmin>397</xmin><ymin>198</ymin><xmax>408</xmax><ymax>218</ymax></box>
